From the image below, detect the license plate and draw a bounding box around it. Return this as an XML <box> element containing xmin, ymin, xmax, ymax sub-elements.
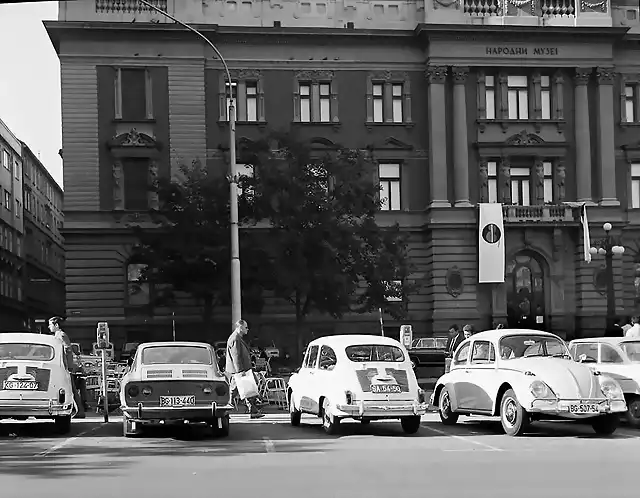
<box><xmin>3</xmin><ymin>381</ymin><xmax>38</xmax><ymax>390</ymax></box>
<box><xmin>568</xmin><ymin>402</ymin><xmax>601</xmax><ymax>414</ymax></box>
<box><xmin>159</xmin><ymin>395</ymin><xmax>196</xmax><ymax>407</ymax></box>
<box><xmin>371</xmin><ymin>384</ymin><xmax>401</xmax><ymax>394</ymax></box>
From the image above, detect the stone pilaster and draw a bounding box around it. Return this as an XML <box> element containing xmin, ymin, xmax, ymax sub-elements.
<box><xmin>425</xmin><ymin>65</ymin><xmax>450</xmax><ymax>208</ymax></box>
<box><xmin>596</xmin><ymin>67</ymin><xmax>619</xmax><ymax>206</ymax></box>
<box><xmin>452</xmin><ymin>66</ymin><xmax>471</xmax><ymax>207</ymax></box>
<box><xmin>574</xmin><ymin>68</ymin><xmax>593</xmax><ymax>204</ymax></box>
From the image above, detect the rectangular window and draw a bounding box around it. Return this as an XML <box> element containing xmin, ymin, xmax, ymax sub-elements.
<box><xmin>510</xmin><ymin>167</ymin><xmax>531</xmax><ymax>206</ymax></box>
<box><xmin>625</xmin><ymin>85</ymin><xmax>636</xmax><ymax>123</ymax></box>
<box><xmin>485</xmin><ymin>76</ymin><xmax>496</xmax><ymax>120</ymax></box>
<box><xmin>543</xmin><ymin>162</ymin><xmax>553</xmax><ymax>203</ymax></box>
<box><xmin>122</xmin><ymin>157</ymin><xmax>150</xmax><ymax>210</ymax></box>
<box><xmin>117</xmin><ymin>68</ymin><xmax>152</xmax><ymax>121</ymax></box>
<box><xmin>14</xmin><ymin>161</ymin><xmax>20</xmax><ymax>180</ymax></box>
<box><xmin>488</xmin><ymin>161</ymin><xmax>498</xmax><ymax>203</ymax></box>
<box><xmin>299</xmin><ymin>83</ymin><xmax>311</xmax><ymax>123</ymax></box>
<box><xmin>541</xmin><ymin>76</ymin><xmax>551</xmax><ymax>120</ymax></box>
<box><xmin>631</xmin><ymin>163</ymin><xmax>640</xmax><ymax>209</ymax></box>
<box><xmin>319</xmin><ymin>83</ymin><xmax>331</xmax><ymax>123</ymax></box>
<box><xmin>507</xmin><ymin>76</ymin><xmax>529</xmax><ymax>119</ymax></box>
<box><xmin>379</xmin><ymin>163</ymin><xmax>401</xmax><ymax>211</ymax></box>
<box><xmin>15</xmin><ymin>200</ymin><xmax>20</xmax><ymax>218</ymax></box>
<box><xmin>246</xmin><ymin>81</ymin><xmax>258</xmax><ymax>122</ymax></box>
<box><xmin>392</xmin><ymin>84</ymin><xmax>403</xmax><ymax>123</ymax></box>
<box><xmin>2</xmin><ymin>150</ymin><xmax>9</xmax><ymax>171</ymax></box>
<box><xmin>373</xmin><ymin>83</ymin><xmax>384</xmax><ymax>123</ymax></box>
<box><xmin>4</xmin><ymin>190</ymin><xmax>11</xmax><ymax>211</ymax></box>
<box><xmin>225</xmin><ymin>81</ymin><xmax>238</xmax><ymax>121</ymax></box>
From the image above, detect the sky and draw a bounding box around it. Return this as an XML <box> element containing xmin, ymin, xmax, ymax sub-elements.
<box><xmin>0</xmin><ymin>2</ymin><xmax>62</xmax><ymax>188</ymax></box>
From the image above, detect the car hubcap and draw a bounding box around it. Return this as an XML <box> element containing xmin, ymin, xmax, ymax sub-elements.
<box><xmin>504</xmin><ymin>398</ymin><xmax>517</xmax><ymax>426</ymax></box>
<box><xmin>441</xmin><ymin>392</ymin><xmax>451</xmax><ymax>416</ymax></box>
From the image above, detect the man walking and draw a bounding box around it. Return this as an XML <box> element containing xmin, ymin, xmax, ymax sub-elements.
<box><xmin>226</xmin><ymin>319</ymin><xmax>264</xmax><ymax>419</ymax></box>
<box><xmin>48</xmin><ymin>316</ymin><xmax>85</xmax><ymax>418</ymax></box>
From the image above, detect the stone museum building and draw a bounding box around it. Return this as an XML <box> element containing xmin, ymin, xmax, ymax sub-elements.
<box><xmin>47</xmin><ymin>0</ymin><xmax>640</xmax><ymax>348</ymax></box>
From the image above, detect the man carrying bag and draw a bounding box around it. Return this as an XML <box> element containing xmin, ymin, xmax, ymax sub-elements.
<box><xmin>226</xmin><ymin>319</ymin><xmax>265</xmax><ymax>419</ymax></box>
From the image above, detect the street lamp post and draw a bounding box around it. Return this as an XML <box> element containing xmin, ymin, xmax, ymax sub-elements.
<box><xmin>137</xmin><ymin>0</ymin><xmax>242</xmax><ymax>327</ymax></box>
<box><xmin>589</xmin><ymin>222</ymin><xmax>625</xmax><ymax>328</ymax></box>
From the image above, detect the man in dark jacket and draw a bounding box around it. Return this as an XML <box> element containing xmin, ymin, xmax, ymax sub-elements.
<box><xmin>446</xmin><ymin>325</ymin><xmax>465</xmax><ymax>357</ymax></box>
<box><xmin>226</xmin><ymin>319</ymin><xmax>264</xmax><ymax>419</ymax></box>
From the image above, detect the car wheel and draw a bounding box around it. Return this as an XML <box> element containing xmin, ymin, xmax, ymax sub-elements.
<box><xmin>626</xmin><ymin>397</ymin><xmax>640</xmax><ymax>428</ymax></box>
<box><xmin>438</xmin><ymin>388</ymin><xmax>459</xmax><ymax>426</ymax></box>
<box><xmin>289</xmin><ymin>392</ymin><xmax>302</xmax><ymax>427</ymax></box>
<box><xmin>591</xmin><ymin>414</ymin><xmax>620</xmax><ymax>435</ymax></box>
<box><xmin>500</xmin><ymin>389</ymin><xmax>529</xmax><ymax>436</ymax></box>
<box><xmin>321</xmin><ymin>398</ymin><xmax>340</xmax><ymax>435</ymax></box>
<box><xmin>401</xmin><ymin>416</ymin><xmax>421</xmax><ymax>434</ymax></box>
<box><xmin>123</xmin><ymin>416</ymin><xmax>142</xmax><ymax>438</ymax></box>
<box><xmin>54</xmin><ymin>415</ymin><xmax>72</xmax><ymax>435</ymax></box>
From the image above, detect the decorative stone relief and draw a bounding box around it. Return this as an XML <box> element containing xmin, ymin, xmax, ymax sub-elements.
<box><xmin>433</xmin><ymin>0</ymin><xmax>460</xmax><ymax>9</ymax></box>
<box><xmin>295</xmin><ymin>70</ymin><xmax>334</xmax><ymax>82</ymax></box>
<box><xmin>574</xmin><ymin>67</ymin><xmax>592</xmax><ymax>85</ymax></box>
<box><xmin>451</xmin><ymin>66</ymin><xmax>469</xmax><ymax>84</ymax></box>
<box><xmin>112</xmin><ymin>161</ymin><xmax>124</xmax><ymax>211</ymax></box>
<box><xmin>534</xmin><ymin>158</ymin><xmax>545</xmax><ymax>204</ymax></box>
<box><xmin>367</xmin><ymin>70</ymin><xmax>408</xmax><ymax>83</ymax></box>
<box><xmin>108</xmin><ymin>128</ymin><xmax>158</xmax><ymax>149</ymax></box>
<box><xmin>556</xmin><ymin>160</ymin><xmax>566</xmax><ymax>202</ymax></box>
<box><xmin>505</xmin><ymin>130</ymin><xmax>545</xmax><ymax>145</ymax></box>
<box><xmin>581</xmin><ymin>0</ymin><xmax>607</xmax><ymax>13</ymax></box>
<box><xmin>500</xmin><ymin>158</ymin><xmax>511</xmax><ymax>204</ymax></box>
<box><xmin>425</xmin><ymin>66</ymin><xmax>448</xmax><ymax>85</ymax></box>
<box><xmin>596</xmin><ymin>67</ymin><xmax>615</xmax><ymax>85</ymax></box>
<box><xmin>148</xmin><ymin>161</ymin><xmax>159</xmax><ymax>210</ymax></box>
<box><xmin>445</xmin><ymin>266</ymin><xmax>464</xmax><ymax>298</ymax></box>
<box><xmin>479</xmin><ymin>160</ymin><xmax>489</xmax><ymax>203</ymax></box>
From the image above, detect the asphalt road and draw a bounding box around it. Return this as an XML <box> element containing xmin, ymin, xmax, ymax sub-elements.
<box><xmin>1</xmin><ymin>412</ymin><xmax>639</xmax><ymax>498</ymax></box>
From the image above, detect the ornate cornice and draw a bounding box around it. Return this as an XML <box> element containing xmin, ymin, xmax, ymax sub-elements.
<box><xmin>596</xmin><ymin>67</ymin><xmax>615</xmax><ymax>85</ymax></box>
<box><xmin>229</xmin><ymin>68</ymin><xmax>262</xmax><ymax>80</ymax></box>
<box><xmin>425</xmin><ymin>66</ymin><xmax>448</xmax><ymax>85</ymax></box>
<box><xmin>367</xmin><ymin>70</ymin><xmax>409</xmax><ymax>82</ymax></box>
<box><xmin>107</xmin><ymin>128</ymin><xmax>160</xmax><ymax>150</ymax></box>
<box><xmin>295</xmin><ymin>70</ymin><xmax>335</xmax><ymax>82</ymax></box>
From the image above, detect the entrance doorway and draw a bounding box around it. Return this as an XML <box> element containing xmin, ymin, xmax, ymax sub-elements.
<box><xmin>506</xmin><ymin>251</ymin><xmax>546</xmax><ymax>330</ymax></box>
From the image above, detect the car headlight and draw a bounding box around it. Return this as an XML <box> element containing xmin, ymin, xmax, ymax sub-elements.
<box><xmin>530</xmin><ymin>380</ymin><xmax>556</xmax><ymax>399</ymax></box>
<box><xmin>599</xmin><ymin>376</ymin><xmax>624</xmax><ymax>399</ymax></box>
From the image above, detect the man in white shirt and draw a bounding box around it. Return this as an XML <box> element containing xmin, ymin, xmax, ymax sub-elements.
<box><xmin>625</xmin><ymin>316</ymin><xmax>640</xmax><ymax>338</ymax></box>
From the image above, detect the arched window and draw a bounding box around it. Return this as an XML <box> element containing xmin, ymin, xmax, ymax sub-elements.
<box><xmin>126</xmin><ymin>262</ymin><xmax>150</xmax><ymax>307</ymax></box>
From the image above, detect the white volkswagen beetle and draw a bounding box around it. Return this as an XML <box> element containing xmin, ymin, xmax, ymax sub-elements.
<box><xmin>431</xmin><ymin>329</ymin><xmax>627</xmax><ymax>436</ymax></box>
<box><xmin>568</xmin><ymin>337</ymin><xmax>640</xmax><ymax>427</ymax></box>
<box><xmin>287</xmin><ymin>335</ymin><xmax>428</xmax><ymax>435</ymax></box>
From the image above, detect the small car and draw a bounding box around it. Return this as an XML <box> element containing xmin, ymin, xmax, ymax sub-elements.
<box><xmin>287</xmin><ymin>335</ymin><xmax>428</xmax><ymax>435</ymax></box>
<box><xmin>407</xmin><ymin>336</ymin><xmax>447</xmax><ymax>374</ymax></box>
<box><xmin>431</xmin><ymin>329</ymin><xmax>627</xmax><ymax>436</ymax></box>
<box><xmin>568</xmin><ymin>336</ymin><xmax>640</xmax><ymax>427</ymax></box>
<box><xmin>119</xmin><ymin>341</ymin><xmax>234</xmax><ymax>437</ymax></box>
<box><xmin>0</xmin><ymin>332</ymin><xmax>76</xmax><ymax>434</ymax></box>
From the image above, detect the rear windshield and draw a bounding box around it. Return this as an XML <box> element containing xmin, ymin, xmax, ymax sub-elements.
<box><xmin>345</xmin><ymin>344</ymin><xmax>405</xmax><ymax>363</ymax></box>
<box><xmin>0</xmin><ymin>343</ymin><xmax>55</xmax><ymax>361</ymax></box>
<box><xmin>141</xmin><ymin>346</ymin><xmax>213</xmax><ymax>365</ymax></box>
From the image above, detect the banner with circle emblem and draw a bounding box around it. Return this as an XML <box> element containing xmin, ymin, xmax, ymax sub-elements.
<box><xmin>478</xmin><ymin>203</ymin><xmax>505</xmax><ymax>283</ymax></box>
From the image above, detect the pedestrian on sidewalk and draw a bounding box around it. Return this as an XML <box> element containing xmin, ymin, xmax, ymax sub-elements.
<box><xmin>226</xmin><ymin>319</ymin><xmax>265</xmax><ymax>419</ymax></box>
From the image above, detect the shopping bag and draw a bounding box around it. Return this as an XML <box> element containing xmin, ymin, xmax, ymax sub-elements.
<box><xmin>234</xmin><ymin>370</ymin><xmax>259</xmax><ymax>400</ymax></box>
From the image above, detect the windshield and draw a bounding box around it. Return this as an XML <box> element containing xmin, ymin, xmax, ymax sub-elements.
<box><xmin>498</xmin><ymin>335</ymin><xmax>570</xmax><ymax>360</ymax></box>
<box><xmin>0</xmin><ymin>343</ymin><xmax>55</xmax><ymax>361</ymax></box>
<box><xmin>621</xmin><ymin>341</ymin><xmax>640</xmax><ymax>363</ymax></box>
<box><xmin>345</xmin><ymin>344</ymin><xmax>405</xmax><ymax>362</ymax></box>
<box><xmin>141</xmin><ymin>346</ymin><xmax>213</xmax><ymax>365</ymax></box>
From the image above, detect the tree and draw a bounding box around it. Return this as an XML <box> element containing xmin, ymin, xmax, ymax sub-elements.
<box><xmin>132</xmin><ymin>159</ymin><xmax>269</xmax><ymax>330</ymax></box>
<box><xmin>242</xmin><ymin>132</ymin><xmax>414</xmax><ymax>354</ymax></box>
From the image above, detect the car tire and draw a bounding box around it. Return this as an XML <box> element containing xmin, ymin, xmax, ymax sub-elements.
<box><xmin>500</xmin><ymin>389</ymin><xmax>529</xmax><ymax>436</ymax></box>
<box><xmin>591</xmin><ymin>414</ymin><xmax>620</xmax><ymax>435</ymax></box>
<box><xmin>401</xmin><ymin>416</ymin><xmax>421</xmax><ymax>434</ymax></box>
<box><xmin>123</xmin><ymin>416</ymin><xmax>142</xmax><ymax>438</ymax></box>
<box><xmin>289</xmin><ymin>393</ymin><xmax>302</xmax><ymax>427</ymax></box>
<box><xmin>626</xmin><ymin>397</ymin><xmax>640</xmax><ymax>428</ymax></box>
<box><xmin>321</xmin><ymin>398</ymin><xmax>340</xmax><ymax>435</ymax></box>
<box><xmin>438</xmin><ymin>387</ymin><xmax>459</xmax><ymax>426</ymax></box>
<box><xmin>54</xmin><ymin>415</ymin><xmax>72</xmax><ymax>435</ymax></box>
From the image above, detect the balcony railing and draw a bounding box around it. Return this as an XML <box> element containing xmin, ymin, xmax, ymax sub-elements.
<box><xmin>502</xmin><ymin>204</ymin><xmax>575</xmax><ymax>223</ymax></box>
<box><xmin>464</xmin><ymin>0</ymin><xmax>590</xmax><ymax>17</ymax></box>
<box><xmin>95</xmin><ymin>0</ymin><xmax>167</xmax><ymax>14</ymax></box>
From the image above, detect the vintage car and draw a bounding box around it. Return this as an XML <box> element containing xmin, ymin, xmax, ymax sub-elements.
<box><xmin>119</xmin><ymin>341</ymin><xmax>234</xmax><ymax>437</ymax></box>
<box><xmin>407</xmin><ymin>336</ymin><xmax>448</xmax><ymax>375</ymax></box>
<box><xmin>287</xmin><ymin>335</ymin><xmax>428</xmax><ymax>435</ymax></box>
<box><xmin>568</xmin><ymin>337</ymin><xmax>640</xmax><ymax>427</ymax></box>
<box><xmin>0</xmin><ymin>332</ymin><xmax>76</xmax><ymax>434</ymax></box>
<box><xmin>431</xmin><ymin>329</ymin><xmax>627</xmax><ymax>436</ymax></box>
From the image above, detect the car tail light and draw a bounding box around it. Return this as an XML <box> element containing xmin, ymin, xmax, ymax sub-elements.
<box><xmin>142</xmin><ymin>386</ymin><xmax>152</xmax><ymax>396</ymax></box>
<box><xmin>215</xmin><ymin>384</ymin><xmax>228</xmax><ymax>397</ymax></box>
<box><xmin>127</xmin><ymin>385</ymin><xmax>140</xmax><ymax>397</ymax></box>
<box><xmin>58</xmin><ymin>388</ymin><xmax>65</xmax><ymax>403</ymax></box>
<box><xmin>345</xmin><ymin>391</ymin><xmax>355</xmax><ymax>404</ymax></box>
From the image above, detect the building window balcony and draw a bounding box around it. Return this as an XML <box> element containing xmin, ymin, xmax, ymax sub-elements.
<box><xmin>463</xmin><ymin>0</ymin><xmax>607</xmax><ymax>19</ymax></box>
<box><xmin>366</xmin><ymin>71</ymin><xmax>412</xmax><ymax>128</ymax></box>
<box><xmin>95</xmin><ymin>0</ymin><xmax>167</xmax><ymax>14</ymax></box>
<box><xmin>218</xmin><ymin>70</ymin><xmax>266</xmax><ymax>124</ymax></box>
<box><xmin>292</xmin><ymin>70</ymin><xmax>339</xmax><ymax>126</ymax></box>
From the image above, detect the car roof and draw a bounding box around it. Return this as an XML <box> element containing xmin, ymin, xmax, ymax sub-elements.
<box><xmin>308</xmin><ymin>334</ymin><xmax>402</xmax><ymax>348</ymax></box>
<box><xmin>470</xmin><ymin>329</ymin><xmax>560</xmax><ymax>342</ymax></box>
<box><xmin>138</xmin><ymin>341</ymin><xmax>213</xmax><ymax>349</ymax></box>
<box><xmin>570</xmin><ymin>337</ymin><xmax>640</xmax><ymax>345</ymax></box>
<box><xmin>0</xmin><ymin>333</ymin><xmax>60</xmax><ymax>346</ymax></box>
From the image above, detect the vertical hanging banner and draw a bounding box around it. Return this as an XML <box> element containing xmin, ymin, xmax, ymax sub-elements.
<box><xmin>478</xmin><ymin>203</ymin><xmax>505</xmax><ymax>283</ymax></box>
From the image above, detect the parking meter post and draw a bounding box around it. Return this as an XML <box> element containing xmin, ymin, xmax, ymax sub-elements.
<box><xmin>101</xmin><ymin>349</ymin><xmax>108</xmax><ymax>423</ymax></box>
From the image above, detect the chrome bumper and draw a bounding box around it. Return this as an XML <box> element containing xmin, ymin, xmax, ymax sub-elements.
<box><xmin>530</xmin><ymin>398</ymin><xmax>627</xmax><ymax>418</ymax></box>
<box><xmin>122</xmin><ymin>402</ymin><xmax>235</xmax><ymax>421</ymax></box>
<box><xmin>335</xmin><ymin>401</ymin><xmax>428</xmax><ymax>418</ymax></box>
<box><xmin>0</xmin><ymin>399</ymin><xmax>74</xmax><ymax>418</ymax></box>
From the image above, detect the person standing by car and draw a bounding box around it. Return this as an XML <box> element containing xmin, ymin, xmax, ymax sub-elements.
<box><xmin>463</xmin><ymin>324</ymin><xmax>475</xmax><ymax>340</ymax></box>
<box><xmin>226</xmin><ymin>319</ymin><xmax>264</xmax><ymax>419</ymax></box>
<box><xmin>446</xmin><ymin>325</ymin><xmax>465</xmax><ymax>357</ymax></box>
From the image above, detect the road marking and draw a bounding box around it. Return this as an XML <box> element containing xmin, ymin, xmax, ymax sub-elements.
<box><xmin>422</xmin><ymin>425</ymin><xmax>504</xmax><ymax>452</ymax></box>
<box><xmin>261</xmin><ymin>436</ymin><xmax>275</xmax><ymax>453</ymax></box>
<box><xmin>37</xmin><ymin>424</ymin><xmax>106</xmax><ymax>457</ymax></box>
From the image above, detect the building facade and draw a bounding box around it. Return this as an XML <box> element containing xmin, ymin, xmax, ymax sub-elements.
<box><xmin>21</xmin><ymin>144</ymin><xmax>66</xmax><ymax>331</ymax></box>
<box><xmin>47</xmin><ymin>0</ymin><xmax>640</xmax><ymax>349</ymax></box>
<box><xmin>0</xmin><ymin>118</ymin><xmax>25</xmax><ymax>330</ymax></box>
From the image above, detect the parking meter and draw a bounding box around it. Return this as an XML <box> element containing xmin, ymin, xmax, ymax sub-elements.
<box><xmin>97</xmin><ymin>322</ymin><xmax>109</xmax><ymax>349</ymax></box>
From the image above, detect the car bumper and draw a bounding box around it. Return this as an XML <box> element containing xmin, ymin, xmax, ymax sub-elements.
<box><xmin>122</xmin><ymin>402</ymin><xmax>235</xmax><ymax>422</ymax></box>
<box><xmin>0</xmin><ymin>399</ymin><xmax>74</xmax><ymax>418</ymax></box>
<box><xmin>335</xmin><ymin>401</ymin><xmax>428</xmax><ymax>419</ymax></box>
<box><xmin>529</xmin><ymin>398</ymin><xmax>628</xmax><ymax>418</ymax></box>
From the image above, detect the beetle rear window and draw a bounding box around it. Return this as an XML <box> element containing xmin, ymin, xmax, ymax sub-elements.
<box><xmin>141</xmin><ymin>346</ymin><xmax>213</xmax><ymax>365</ymax></box>
<box><xmin>0</xmin><ymin>343</ymin><xmax>54</xmax><ymax>361</ymax></box>
<box><xmin>345</xmin><ymin>345</ymin><xmax>405</xmax><ymax>362</ymax></box>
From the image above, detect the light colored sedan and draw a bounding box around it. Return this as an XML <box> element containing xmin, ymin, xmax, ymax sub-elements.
<box><xmin>431</xmin><ymin>329</ymin><xmax>627</xmax><ymax>436</ymax></box>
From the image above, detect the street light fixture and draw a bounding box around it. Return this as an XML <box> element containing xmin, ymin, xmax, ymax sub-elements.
<box><xmin>137</xmin><ymin>0</ymin><xmax>242</xmax><ymax>327</ymax></box>
<box><xmin>589</xmin><ymin>222</ymin><xmax>625</xmax><ymax>328</ymax></box>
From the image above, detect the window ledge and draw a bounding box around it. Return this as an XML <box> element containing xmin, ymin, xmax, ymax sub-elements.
<box><xmin>365</xmin><ymin>122</ymin><xmax>414</xmax><ymax>131</ymax></box>
<box><xmin>218</xmin><ymin>120</ymin><xmax>268</xmax><ymax>129</ymax></box>
<box><xmin>291</xmin><ymin>121</ymin><xmax>342</xmax><ymax>131</ymax></box>
<box><xmin>112</xmin><ymin>118</ymin><xmax>156</xmax><ymax>124</ymax></box>
<box><xmin>620</xmin><ymin>122</ymin><xmax>640</xmax><ymax>128</ymax></box>
<box><xmin>477</xmin><ymin>118</ymin><xmax>566</xmax><ymax>134</ymax></box>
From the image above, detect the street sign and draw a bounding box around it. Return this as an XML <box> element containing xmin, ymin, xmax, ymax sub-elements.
<box><xmin>96</xmin><ymin>322</ymin><xmax>110</xmax><ymax>349</ymax></box>
<box><xmin>400</xmin><ymin>325</ymin><xmax>413</xmax><ymax>348</ymax></box>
